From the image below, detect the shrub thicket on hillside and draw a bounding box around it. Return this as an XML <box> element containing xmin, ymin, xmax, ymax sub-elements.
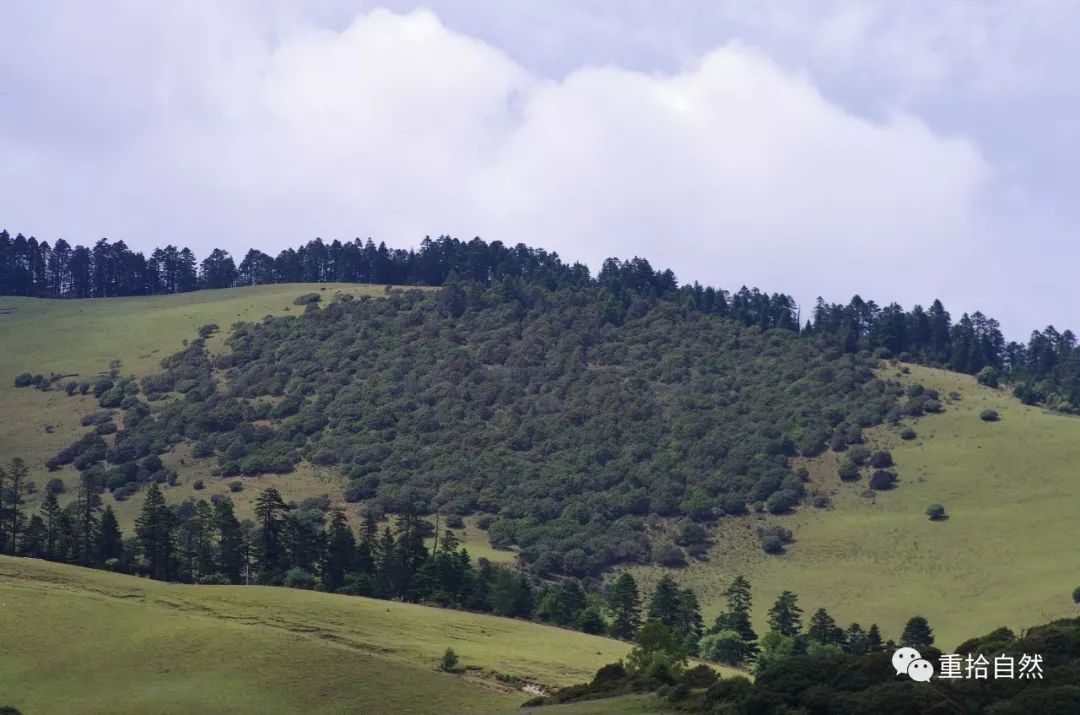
<box><xmin>51</xmin><ymin>282</ymin><xmax>913</xmax><ymax>575</ymax></box>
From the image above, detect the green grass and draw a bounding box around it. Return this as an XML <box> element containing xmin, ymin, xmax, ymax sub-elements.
<box><xmin>630</xmin><ymin>364</ymin><xmax>1080</xmax><ymax>649</ymax></box>
<box><xmin>0</xmin><ymin>556</ymin><xmax>635</xmax><ymax>714</ymax></box>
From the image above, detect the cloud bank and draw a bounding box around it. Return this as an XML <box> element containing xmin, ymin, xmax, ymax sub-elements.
<box><xmin>0</xmin><ymin>4</ymin><xmax>995</xmax><ymax>327</ymax></box>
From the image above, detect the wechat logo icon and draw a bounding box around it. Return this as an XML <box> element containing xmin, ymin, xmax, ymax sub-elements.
<box><xmin>893</xmin><ymin>647</ymin><xmax>934</xmax><ymax>682</ymax></box>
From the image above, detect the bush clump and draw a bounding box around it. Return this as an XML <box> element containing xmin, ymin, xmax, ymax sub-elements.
<box><xmin>980</xmin><ymin>409</ymin><xmax>1000</xmax><ymax>422</ymax></box>
<box><xmin>12</xmin><ymin>372</ymin><xmax>33</xmax><ymax>387</ymax></box>
<box><xmin>900</xmin><ymin>427</ymin><xmax>917</xmax><ymax>440</ymax></box>
<box><xmin>926</xmin><ymin>504</ymin><xmax>947</xmax><ymax>521</ymax></box>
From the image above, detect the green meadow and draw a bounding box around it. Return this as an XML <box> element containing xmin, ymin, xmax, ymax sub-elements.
<box><xmin>631</xmin><ymin>364</ymin><xmax>1080</xmax><ymax>649</ymax></box>
<box><xmin>0</xmin><ymin>556</ymin><xmax>637</xmax><ymax>714</ymax></box>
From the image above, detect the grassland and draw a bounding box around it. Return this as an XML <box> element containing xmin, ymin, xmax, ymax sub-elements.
<box><xmin>0</xmin><ymin>555</ymin><xmax>639</xmax><ymax>714</ymax></box>
<box><xmin>631</xmin><ymin>363</ymin><xmax>1080</xmax><ymax>649</ymax></box>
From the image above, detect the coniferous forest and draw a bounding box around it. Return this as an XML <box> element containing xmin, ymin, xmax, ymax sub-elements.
<box><xmin>3</xmin><ymin>230</ymin><xmax>1078</xmax><ymax>410</ymax></box>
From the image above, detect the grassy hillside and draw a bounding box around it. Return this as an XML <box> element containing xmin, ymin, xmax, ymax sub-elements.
<box><xmin>0</xmin><ymin>285</ymin><xmax>399</xmax><ymax>527</ymax></box>
<box><xmin>631</xmin><ymin>363</ymin><xmax>1080</xmax><ymax>649</ymax></box>
<box><xmin>0</xmin><ymin>555</ymin><xmax>637</xmax><ymax>714</ymax></box>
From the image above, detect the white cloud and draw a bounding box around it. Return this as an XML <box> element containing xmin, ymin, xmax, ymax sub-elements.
<box><xmin>0</xmin><ymin>4</ymin><xmax>991</xmax><ymax>321</ymax></box>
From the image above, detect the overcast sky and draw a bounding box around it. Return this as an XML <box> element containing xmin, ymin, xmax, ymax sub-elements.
<box><xmin>1</xmin><ymin>1</ymin><xmax>1076</xmax><ymax>337</ymax></box>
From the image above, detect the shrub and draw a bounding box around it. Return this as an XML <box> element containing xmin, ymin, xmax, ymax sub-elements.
<box><xmin>193</xmin><ymin>479</ymin><xmax>205</xmax><ymax>490</ymax></box>
<box><xmin>655</xmin><ymin>542</ymin><xmax>686</xmax><ymax>567</ymax></box>
<box><xmin>228</xmin><ymin>481</ymin><xmax>244</xmax><ymax>493</ymax></box>
<box><xmin>848</xmin><ymin>444</ymin><xmax>871</xmax><ymax>465</ymax></box>
<box><xmin>13</xmin><ymin>373</ymin><xmax>33</xmax><ymax>387</ymax></box>
<box><xmin>924</xmin><ymin>399</ymin><xmax>943</xmax><ymax>413</ymax></box>
<box><xmin>440</xmin><ymin>647</ymin><xmax>459</xmax><ymax>672</ymax></box>
<box><xmin>980</xmin><ymin>409</ymin><xmax>1000</xmax><ymax>422</ymax></box>
<box><xmin>837</xmin><ymin>459</ymin><xmax>859</xmax><ymax>481</ymax></box>
<box><xmin>976</xmin><ymin>366</ymin><xmax>999</xmax><ymax>388</ymax></box>
<box><xmin>283</xmin><ymin>567</ymin><xmax>316</xmax><ymax>589</ymax></box>
<box><xmin>45</xmin><ymin>478</ymin><xmax>65</xmax><ymax>495</ymax></box>
<box><xmin>294</xmin><ymin>293</ymin><xmax>322</xmax><ymax>306</ymax></box>
<box><xmin>926</xmin><ymin>504</ymin><xmax>947</xmax><ymax>521</ymax></box>
<box><xmin>683</xmin><ymin>664</ymin><xmax>719</xmax><ymax>688</ymax></box>
<box><xmin>445</xmin><ymin>514</ymin><xmax>465</xmax><ymax>529</ymax></box>
<box><xmin>869</xmin><ymin>450</ymin><xmax>893</xmax><ymax>468</ymax></box>
<box><xmin>766</xmin><ymin>489</ymin><xmax>798</xmax><ymax>514</ymax></box>
<box><xmin>1073</xmin><ymin>586</ymin><xmax>1080</xmax><ymax>604</ymax></box>
<box><xmin>869</xmin><ymin>470</ymin><xmax>897</xmax><ymax>490</ymax></box>
<box><xmin>900</xmin><ymin>428</ymin><xmax>917</xmax><ymax>440</ymax></box>
<box><xmin>762</xmin><ymin>535</ymin><xmax>784</xmax><ymax>554</ymax></box>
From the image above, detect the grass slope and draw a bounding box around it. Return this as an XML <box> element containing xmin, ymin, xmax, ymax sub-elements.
<box><xmin>0</xmin><ymin>555</ymin><xmax>633</xmax><ymax>714</ymax></box>
<box><xmin>631</xmin><ymin>364</ymin><xmax>1080</xmax><ymax>649</ymax></box>
<box><xmin>0</xmin><ymin>285</ymin><xmax>396</xmax><ymax>527</ymax></box>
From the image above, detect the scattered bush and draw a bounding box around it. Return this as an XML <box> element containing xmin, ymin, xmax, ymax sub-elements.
<box><xmin>294</xmin><ymin>293</ymin><xmax>322</xmax><ymax>306</ymax></box>
<box><xmin>12</xmin><ymin>372</ymin><xmax>33</xmax><ymax>387</ymax></box>
<box><xmin>655</xmin><ymin>542</ymin><xmax>687</xmax><ymax>567</ymax></box>
<box><xmin>980</xmin><ymin>409</ymin><xmax>1000</xmax><ymax>422</ymax></box>
<box><xmin>869</xmin><ymin>470</ymin><xmax>898</xmax><ymax>490</ymax></box>
<box><xmin>869</xmin><ymin>450</ymin><xmax>893</xmax><ymax>468</ymax></box>
<box><xmin>924</xmin><ymin>399</ymin><xmax>943</xmax><ymax>413</ymax></box>
<box><xmin>45</xmin><ymin>478</ymin><xmax>65</xmax><ymax>495</ymax></box>
<box><xmin>440</xmin><ymin>647</ymin><xmax>459</xmax><ymax>672</ymax></box>
<box><xmin>228</xmin><ymin>481</ymin><xmax>243</xmax><ymax>493</ymax></box>
<box><xmin>193</xmin><ymin>479</ymin><xmax>205</xmax><ymax>490</ymax></box>
<box><xmin>900</xmin><ymin>428</ymin><xmax>917</xmax><ymax>440</ymax></box>
<box><xmin>837</xmin><ymin>459</ymin><xmax>859</xmax><ymax>481</ymax></box>
<box><xmin>926</xmin><ymin>504</ymin><xmax>947</xmax><ymax>521</ymax></box>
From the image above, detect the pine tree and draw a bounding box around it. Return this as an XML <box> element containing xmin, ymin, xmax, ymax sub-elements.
<box><xmin>1</xmin><ymin>458</ymin><xmax>28</xmax><ymax>554</ymax></box>
<box><xmin>677</xmin><ymin>588</ymin><xmax>705</xmax><ymax>654</ymax></box>
<box><xmin>73</xmin><ymin>471</ymin><xmax>102</xmax><ymax>565</ymax></box>
<box><xmin>807</xmin><ymin>608</ymin><xmax>844</xmax><ymax>646</ymax></box>
<box><xmin>41</xmin><ymin>491</ymin><xmax>62</xmax><ymax>560</ymax></box>
<box><xmin>321</xmin><ymin>510</ymin><xmax>355</xmax><ymax>592</ymax></box>
<box><xmin>20</xmin><ymin>514</ymin><xmax>47</xmax><ymax>557</ymax></box>
<box><xmin>191</xmin><ymin>500</ymin><xmax>215</xmax><ymax>579</ymax></box>
<box><xmin>136</xmin><ymin>483</ymin><xmax>174</xmax><ymax>580</ymax></box>
<box><xmin>713</xmin><ymin>575</ymin><xmax>758</xmax><ymax>658</ymax></box>
<box><xmin>608</xmin><ymin>572</ymin><xmax>642</xmax><ymax>640</ymax></box>
<box><xmin>767</xmin><ymin>590</ymin><xmax>803</xmax><ymax>637</ymax></box>
<box><xmin>844</xmin><ymin>623</ymin><xmax>870</xmax><ymax>655</ymax></box>
<box><xmin>900</xmin><ymin>616</ymin><xmax>935</xmax><ymax>648</ymax></box>
<box><xmin>213</xmin><ymin>498</ymin><xmax>243</xmax><ymax>583</ymax></box>
<box><xmin>253</xmin><ymin>487</ymin><xmax>289</xmax><ymax>583</ymax></box>
<box><xmin>647</xmin><ymin>575</ymin><xmax>682</xmax><ymax>632</ymax></box>
<box><xmin>96</xmin><ymin>505</ymin><xmax>123</xmax><ymax>564</ymax></box>
<box><xmin>867</xmin><ymin>623</ymin><xmax>884</xmax><ymax>652</ymax></box>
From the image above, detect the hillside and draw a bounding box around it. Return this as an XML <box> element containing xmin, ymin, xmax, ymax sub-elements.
<box><xmin>630</xmin><ymin>363</ymin><xmax>1080</xmax><ymax>648</ymax></box>
<box><xmin>5</xmin><ymin>284</ymin><xmax>1080</xmax><ymax>656</ymax></box>
<box><xmin>0</xmin><ymin>285</ymin><xmax>399</xmax><ymax>525</ymax></box>
<box><xmin>0</xmin><ymin>555</ymin><xmax>639</xmax><ymax>714</ymax></box>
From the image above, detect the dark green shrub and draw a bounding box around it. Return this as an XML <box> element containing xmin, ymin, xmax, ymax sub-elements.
<box><xmin>900</xmin><ymin>428</ymin><xmax>917</xmax><ymax>440</ymax></box>
<box><xmin>837</xmin><ymin>459</ymin><xmax>859</xmax><ymax>481</ymax></box>
<box><xmin>13</xmin><ymin>372</ymin><xmax>33</xmax><ymax>387</ymax></box>
<box><xmin>869</xmin><ymin>470</ymin><xmax>897</xmax><ymax>490</ymax></box>
<box><xmin>869</xmin><ymin>450</ymin><xmax>893</xmax><ymax>468</ymax></box>
<box><xmin>980</xmin><ymin>409</ymin><xmax>1000</xmax><ymax>422</ymax></box>
<box><xmin>926</xmin><ymin>504</ymin><xmax>946</xmax><ymax>521</ymax></box>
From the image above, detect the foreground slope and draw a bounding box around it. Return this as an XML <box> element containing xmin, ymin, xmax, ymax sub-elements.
<box><xmin>0</xmin><ymin>556</ymin><xmax>634</xmax><ymax>714</ymax></box>
<box><xmin>632</xmin><ymin>363</ymin><xmax>1080</xmax><ymax>648</ymax></box>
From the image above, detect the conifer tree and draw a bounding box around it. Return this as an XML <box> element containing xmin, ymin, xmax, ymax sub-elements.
<box><xmin>767</xmin><ymin>591</ymin><xmax>803</xmax><ymax>637</ymax></box>
<box><xmin>608</xmin><ymin>572</ymin><xmax>642</xmax><ymax>640</ymax></box>
<box><xmin>136</xmin><ymin>483</ymin><xmax>174</xmax><ymax>580</ymax></box>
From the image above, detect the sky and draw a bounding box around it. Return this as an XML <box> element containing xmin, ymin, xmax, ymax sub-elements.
<box><xmin>0</xmin><ymin>1</ymin><xmax>1076</xmax><ymax>337</ymax></box>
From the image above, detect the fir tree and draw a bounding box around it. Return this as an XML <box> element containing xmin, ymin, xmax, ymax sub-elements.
<box><xmin>767</xmin><ymin>590</ymin><xmax>803</xmax><ymax>637</ymax></box>
<box><xmin>135</xmin><ymin>483</ymin><xmax>174</xmax><ymax>580</ymax></box>
<box><xmin>608</xmin><ymin>572</ymin><xmax>642</xmax><ymax>640</ymax></box>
